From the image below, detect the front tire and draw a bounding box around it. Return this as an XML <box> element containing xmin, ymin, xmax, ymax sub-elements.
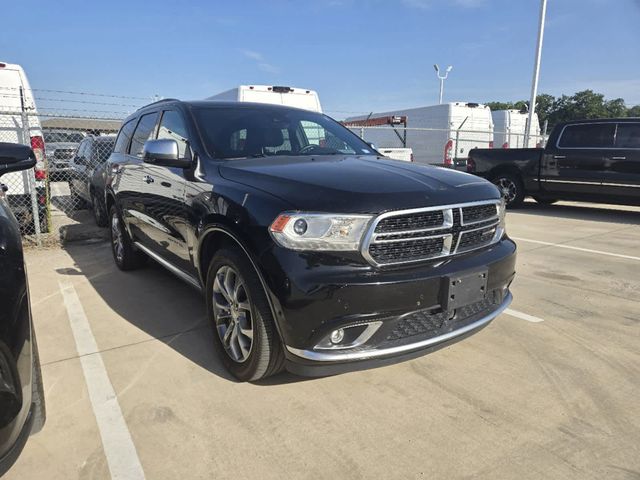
<box><xmin>92</xmin><ymin>192</ymin><xmax>108</xmax><ymax>227</ymax></box>
<box><xmin>109</xmin><ymin>206</ymin><xmax>146</xmax><ymax>271</ymax></box>
<box><xmin>492</xmin><ymin>172</ymin><xmax>525</xmax><ymax>208</ymax></box>
<box><xmin>206</xmin><ymin>247</ymin><xmax>284</xmax><ymax>382</ymax></box>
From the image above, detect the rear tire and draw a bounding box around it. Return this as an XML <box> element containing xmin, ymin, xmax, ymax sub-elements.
<box><xmin>92</xmin><ymin>192</ymin><xmax>108</xmax><ymax>227</ymax></box>
<box><xmin>206</xmin><ymin>246</ymin><xmax>284</xmax><ymax>382</ymax></box>
<box><xmin>491</xmin><ymin>172</ymin><xmax>525</xmax><ymax>208</ymax></box>
<box><xmin>109</xmin><ymin>206</ymin><xmax>146</xmax><ymax>271</ymax></box>
<box><xmin>532</xmin><ymin>196</ymin><xmax>558</xmax><ymax>205</ymax></box>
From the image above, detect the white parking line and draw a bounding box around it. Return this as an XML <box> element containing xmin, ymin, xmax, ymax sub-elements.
<box><xmin>59</xmin><ymin>279</ymin><xmax>146</xmax><ymax>480</ymax></box>
<box><xmin>511</xmin><ymin>236</ymin><xmax>640</xmax><ymax>262</ymax></box>
<box><xmin>505</xmin><ymin>308</ymin><xmax>545</xmax><ymax>323</ymax></box>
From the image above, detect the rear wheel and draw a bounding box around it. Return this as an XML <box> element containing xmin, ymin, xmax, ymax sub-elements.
<box><xmin>109</xmin><ymin>206</ymin><xmax>146</xmax><ymax>271</ymax></box>
<box><xmin>532</xmin><ymin>196</ymin><xmax>558</xmax><ymax>205</ymax></box>
<box><xmin>492</xmin><ymin>172</ymin><xmax>525</xmax><ymax>208</ymax></box>
<box><xmin>206</xmin><ymin>246</ymin><xmax>284</xmax><ymax>382</ymax></box>
<box><xmin>92</xmin><ymin>192</ymin><xmax>108</xmax><ymax>227</ymax></box>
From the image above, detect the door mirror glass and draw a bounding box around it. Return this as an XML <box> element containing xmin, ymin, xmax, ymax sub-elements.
<box><xmin>142</xmin><ymin>139</ymin><xmax>191</xmax><ymax>168</ymax></box>
<box><xmin>0</xmin><ymin>142</ymin><xmax>37</xmax><ymax>177</ymax></box>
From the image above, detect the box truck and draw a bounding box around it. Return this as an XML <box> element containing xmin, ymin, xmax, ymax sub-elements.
<box><xmin>346</xmin><ymin>102</ymin><xmax>494</xmax><ymax>168</ymax></box>
<box><xmin>208</xmin><ymin>85</ymin><xmax>322</xmax><ymax>112</ymax></box>
<box><xmin>492</xmin><ymin>109</ymin><xmax>541</xmax><ymax>148</ymax></box>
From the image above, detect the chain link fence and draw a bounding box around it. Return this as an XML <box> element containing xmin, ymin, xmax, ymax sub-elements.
<box><xmin>0</xmin><ymin>86</ymin><xmax>151</xmax><ymax>245</ymax></box>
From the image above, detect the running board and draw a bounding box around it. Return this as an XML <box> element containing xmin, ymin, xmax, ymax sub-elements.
<box><xmin>133</xmin><ymin>242</ymin><xmax>202</xmax><ymax>291</ymax></box>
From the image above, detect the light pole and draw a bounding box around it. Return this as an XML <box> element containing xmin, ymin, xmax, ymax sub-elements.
<box><xmin>434</xmin><ymin>64</ymin><xmax>453</xmax><ymax>105</ymax></box>
<box><xmin>524</xmin><ymin>0</ymin><xmax>547</xmax><ymax>146</ymax></box>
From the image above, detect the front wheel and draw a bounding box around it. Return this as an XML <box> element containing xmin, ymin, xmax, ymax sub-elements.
<box><xmin>109</xmin><ymin>206</ymin><xmax>146</xmax><ymax>271</ymax></box>
<box><xmin>92</xmin><ymin>192</ymin><xmax>108</xmax><ymax>227</ymax></box>
<box><xmin>492</xmin><ymin>173</ymin><xmax>525</xmax><ymax>208</ymax></box>
<box><xmin>206</xmin><ymin>247</ymin><xmax>284</xmax><ymax>382</ymax></box>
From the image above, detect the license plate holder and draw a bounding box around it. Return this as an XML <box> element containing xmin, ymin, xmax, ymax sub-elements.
<box><xmin>441</xmin><ymin>269</ymin><xmax>488</xmax><ymax>311</ymax></box>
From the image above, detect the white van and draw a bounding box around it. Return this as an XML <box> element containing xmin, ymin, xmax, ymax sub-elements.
<box><xmin>346</xmin><ymin>102</ymin><xmax>494</xmax><ymax>168</ymax></box>
<box><xmin>0</xmin><ymin>61</ymin><xmax>48</xmax><ymax>233</ymax></box>
<box><xmin>492</xmin><ymin>110</ymin><xmax>541</xmax><ymax>148</ymax></box>
<box><xmin>208</xmin><ymin>85</ymin><xmax>322</xmax><ymax>113</ymax></box>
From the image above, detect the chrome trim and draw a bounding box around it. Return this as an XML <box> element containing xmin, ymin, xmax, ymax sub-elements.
<box><xmin>286</xmin><ymin>292</ymin><xmax>512</xmax><ymax>362</ymax></box>
<box><xmin>539</xmin><ymin>179</ymin><xmax>640</xmax><ymax>188</ymax></box>
<box><xmin>133</xmin><ymin>242</ymin><xmax>202</xmax><ymax>291</ymax></box>
<box><xmin>361</xmin><ymin>199</ymin><xmax>501</xmax><ymax>267</ymax></box>
<box><xmin>455</xmin><ymin>221</ymin><xmax>499</xmax><ymax>253</ymax></box>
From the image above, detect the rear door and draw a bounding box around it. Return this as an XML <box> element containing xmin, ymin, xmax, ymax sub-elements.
<box><xmin>69</xmin><ymin>139</ymin><xmax>91</xmax><ymax>202</ymax></box>
<box><xmin>601</xmin><ymin>122</ymin><xmax>640</xmax><ymax>201</ymax></box>
<box><xmin>541</xmin><ymin>122</ymin><xmax>615</xmax><ymax>196</ymax></box>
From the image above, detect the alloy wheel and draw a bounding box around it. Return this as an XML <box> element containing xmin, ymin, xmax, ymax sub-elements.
<box><xmin>212</xmin><ymin>265</ymin><xmax>254</xmax><ymax>363</ymax></box>
<box><xmin>111</xmin><ymin>213</ymin><xmax>124</xmax><ymax>263</ymax></box>
<box><xmin>496</xmin><ymin>177</ymin><xmax>517</xmax><ymax>204</ymax></box>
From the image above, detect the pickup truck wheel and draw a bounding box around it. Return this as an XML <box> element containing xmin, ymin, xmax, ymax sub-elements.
<box><xmin>109</xmin><ymin>206</ymin><xmax>146</xmax><ymax>271</ymax></box>
<box><xmin>532</xmin><ymin>196</ymin><xmax>558</xmax><ymax>205</ymax></box>
<box><xmin>206</xmin><ymin>247</ymin><xmax>284</xmax><ymax>382</ymax></box>
<box><xmin>493</xmin><ymin>173</ymin><xmax>525</xmax><ymax>208</ymax></box>
<box><xmin>92</xmin><ymin>192</ymin><xmax>108</xmax><ymax>227</ymax></box>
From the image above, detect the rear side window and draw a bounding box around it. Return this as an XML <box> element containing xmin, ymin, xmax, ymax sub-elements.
<box><xmin>114</xmin><ymin>120</ymin><xmax>136</xmax><ymax>154</ymax></box>
<box><xmin>615</xmin><ymin>123</ymin><xmax>640</xmax><ymax>149</ymax></box>
<box><xmin>130</xmin><ymin>113</ymin><xmax>159</xmax><ymax>157</ymax></box>
<box><xmin>558</xmin><ymin>123</ymin><xmax>615</xmax><ymax>148</ymax></box>
<box><xmin>157</xmin><ymin>111</ymin><xmax>189</xmax><ymax>157</ymax></box>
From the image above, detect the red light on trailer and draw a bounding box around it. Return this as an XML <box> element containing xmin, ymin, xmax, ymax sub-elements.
<box><xmin>0</xmin><ymin>63</ymin><xmax>6</xmax><ymax>68</ymax></box>
<box><xmin>488</xmin><ymin>141</ymin><xmax>494</xmax><ymax>149</ymax></box>
<box><xmin>443</xmin><ymin>140</ymin><xmax>453</xmax><ymax>166</ymax></box>
<box><xmin>502</xmin><ymin>142</ymin><xmax>509</xmax><ymax>149</ymax></box>
<box><xmin>35</xmin><ymin>169</ymin><xmax>47</xmax><ymax>181</ymax></box>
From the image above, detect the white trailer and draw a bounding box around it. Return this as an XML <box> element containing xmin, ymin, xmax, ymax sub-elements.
<box><xmin>208</xmin><ymin>85</ymin><xmax>322</xmax><ymax>113</ymax></box>
<box><xmin>492</xmin><ymin>109</ymin><xmax>541</xmax><ymax>148</ymax></box>
<box><xmin>346</xmin><ymin>102</ymin><xmax>494</xmax><ymax>168</ymax></box>
<box><xmin>0</xmin><ymin>61</ymin><xmax>48</xmax><ymax>235</ymax></box>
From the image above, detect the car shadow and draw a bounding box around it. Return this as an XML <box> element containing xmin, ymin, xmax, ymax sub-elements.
<box><xmin>512</xmin><ymin>201</ymin><xmax>640</xmax><ymax>225</ymax></box>
<box><xmin>60</xmin><ymin>240</ymin><xmax>313</xmax><ymax>385</ymax></box>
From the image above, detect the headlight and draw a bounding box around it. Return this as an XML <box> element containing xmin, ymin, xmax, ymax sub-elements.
<box><xmin>270</xmin><ymin>212</ymin><xmax>373</xmax><ymax>251</ymax></box>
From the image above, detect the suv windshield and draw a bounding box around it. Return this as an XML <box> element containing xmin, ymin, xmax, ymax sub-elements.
<box><xmin>44</xmin><ymin>131</ymin><xmax>85</xmax><ymax>143</ymax></box>
<box><xmin>194</xmin><ymin>106</ymin><xmax>374</xmax><ymax>159</ymax></box>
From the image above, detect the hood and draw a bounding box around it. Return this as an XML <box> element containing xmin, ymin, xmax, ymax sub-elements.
<box><xmin>219</xmin><ymin>155</ymin><xmax>500</xmax><ymax>213</ymax></box>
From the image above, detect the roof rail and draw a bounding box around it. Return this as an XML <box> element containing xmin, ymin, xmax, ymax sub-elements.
<box><xmin>136</xmin><ymin>98</ymin><xmax>179</xmax><ymax>111</ymax></box>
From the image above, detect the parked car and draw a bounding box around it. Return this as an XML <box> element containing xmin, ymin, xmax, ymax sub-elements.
<box><xmin>208</xmin><ymin>85</ymin><xmax>322</xmax><ymax>112</ymax></box>
<box><xmin>491</xmin><ymin>109</ymin><xmax>541</xmax><ymax>149</ymax></box>
<box><xmin>0</xmin><ymin>143</ymin><xmax>46</xmax><ymax>475</ymax></box>
<box><xmin>105</xmin><ymin>99</ymin><xmax>516</xmax><ymax>381</ymax></box>
<box><xmin>43</xmin><ymin>129</ymin><xmax>86</xmax><ymax>181</ymax></box>
<box><xmin>68</xmin><ymin>135</ymin><xmax>116</xmax><ymax>226</ymax></box>
<box><xmin>467</xmin><ymin>118</ymin><xmax>640</xmax><ymax>208</ymax></box>
<box><xmin>0</xmin><ymin>61</ymin><xmax>49</xmax><ymax>235</ymax></box>
<box><xmin>346</xmin><ymin>102</ymin><xmax>494</xmax><ymax>167</ymax></box>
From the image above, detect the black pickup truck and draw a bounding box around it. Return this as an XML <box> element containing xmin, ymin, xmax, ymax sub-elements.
<box><xmin>467</xmin><ymin>118</ymin><xmax>640</xmax><ymax>207</ymax></box>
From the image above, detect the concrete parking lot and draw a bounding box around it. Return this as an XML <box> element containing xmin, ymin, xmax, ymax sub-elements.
<box><xmin>5</xmin><ymin>200</ymin><xmax>640</xmax><ymax>480</ymax></box>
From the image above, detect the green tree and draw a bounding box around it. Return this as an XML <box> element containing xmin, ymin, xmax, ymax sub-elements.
<box><xmin>485</xmin><ymin>101</ymin><xmax>513</xmax><ymax>111</ymax></box>
<box><xmin>628</xmin><ymin>105</ymin><xmax>640</xmax><ymax>117</ymax></box>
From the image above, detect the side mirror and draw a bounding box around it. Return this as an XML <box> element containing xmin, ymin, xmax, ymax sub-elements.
<box><xmin>143</xmin><ymin>139</ymin><xmax>191</xmax><ymax>168</ymax></box>
<box><xmin>0</xmin><ymin>143</ymin><xmax>36</xmax><ymax>177</ymax></box>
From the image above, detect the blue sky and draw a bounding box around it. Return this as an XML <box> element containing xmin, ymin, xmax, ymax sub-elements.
<box><xmin>1</xmin><ymin>0</ymin><xmax>639</xmax><ymax>118</ymax></box>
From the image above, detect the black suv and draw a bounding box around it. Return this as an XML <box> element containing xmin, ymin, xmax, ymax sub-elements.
<box><xmin>105</xmin><ymin>100</ymin><xmax>517</xmax><ymax>381</ymax></box>
<box><xmin>0</xmin><ymin>143</ymin><xmax>46</xmax><ymax>475</ymax></box>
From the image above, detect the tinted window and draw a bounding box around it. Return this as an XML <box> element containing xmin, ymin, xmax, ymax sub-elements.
<box><xmin>114</xmin><ymin>120</ymin><xmax>136</xmax><ymax>154</ymax></box>
<box><xmin>157</xmin><ymin>111</ymin><xmax>189</xmax><ymax>157</ymax></box>
<box><xmin>92</xmin><ymin>139</ymin><xmax>116</xmax><ymax>163</ymax></box>
<box><xmin>558</xmin><ymin>123</ymin><xmax>615</xmax><ymax>148</ymax></box>
<box><xmin>615</xmin><ymin>123</ymin><xmax>640</xmax><ymax>149</ymax></box>
<box><xmin>130</xmin><ymin>113</ymin><xmax>159</xmax><ymax>157</ymax></box>
<box><xmin>194</xmin><ymin>107</ymin><xmax>372</xmax><ymax>159</ymax></box>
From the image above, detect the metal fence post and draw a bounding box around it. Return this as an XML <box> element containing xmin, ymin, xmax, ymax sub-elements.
<box><xmin>20</xmin><ymin>88</ymin><xmax>42</xmax><ymax>245</ymax></box>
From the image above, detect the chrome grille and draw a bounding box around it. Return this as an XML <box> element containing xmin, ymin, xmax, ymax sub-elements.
<box><xmin>363</xmin><ymin>200</ymin><xmax>502</xmax><ymax>266</ymax></box>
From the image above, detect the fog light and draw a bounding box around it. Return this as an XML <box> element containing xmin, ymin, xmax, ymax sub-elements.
<box><xmin>330</xmin><ymin>328</ymin><xmax>345</xmax><ymax>344</ymax></box>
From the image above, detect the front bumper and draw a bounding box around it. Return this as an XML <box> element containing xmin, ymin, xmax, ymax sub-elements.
<box><xmin>263</xmin><ymin>237</ymin><xmax>516</xmax><ymax>376</ymax></box>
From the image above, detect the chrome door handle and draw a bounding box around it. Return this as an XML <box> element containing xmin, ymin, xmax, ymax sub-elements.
<box><xmin>143</xmin><ymin>175</ymin><xmax>154</xmax><ymax>184</ymax></box>
<box><xmin>552</xmin><ymin>155</ymin><xmax>566</xmax><ymax>159</ymax></box>
<box><xmin>611</xmin><ymin>156</ymin><xmax>626</xmax><ymax>160</ymax></box>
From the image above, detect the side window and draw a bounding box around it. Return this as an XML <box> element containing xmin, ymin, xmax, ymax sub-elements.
<box><xmin>130</xmin><ymin>113</ymin><xmax>160</xmax><ymax>157</ymax></box>
<box><xmin>558</xmin><ymin>123</ymin><xmax>615</xmax><ymax>148</ymax></box>
<box><xmin>75</xmin><ymin>140</ymin><xmax>88</xmax><ymax>162</ymax></box>
<box><xmin>615</xmin><ymin>123</ymin><xmax>640</xmax><ymax>149</ymax></box>
<box><xmin>114</xmin><ymin>120</ymin><xmax>136</xmax><ymax>154</ymax></box>
<box><xmin>157</xmin><ymin>110</ymin><xmax>189</xmax><ymax>157</ymax></box>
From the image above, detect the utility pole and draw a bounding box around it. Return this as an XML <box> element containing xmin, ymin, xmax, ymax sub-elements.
<box><xmin>524</xmin><ymin>0</ymin><xmax>548</xmax><ymax>146</ymax></box>
<box><xmin>434</xmin><ymin>64</ymin><xmax>453</xmax><ymax>105</ymax></box>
